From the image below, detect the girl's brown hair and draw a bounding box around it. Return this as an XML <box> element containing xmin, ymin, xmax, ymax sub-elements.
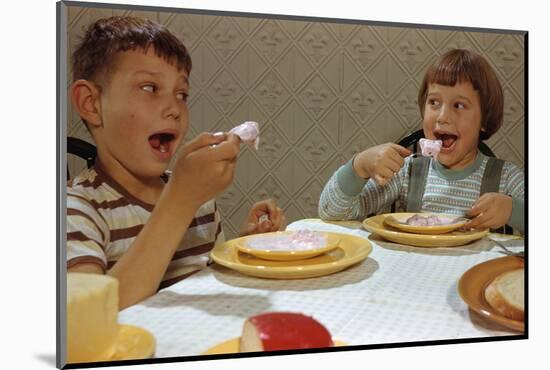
<box><xmin>72</xmin><ymin>16</ymin><xmax>192</xmax><ymax>87</ymax></box>
<box><xmin>417</xmin><ymin>49</ymin><xmax>503</xmax><ymax>140</ymax></box>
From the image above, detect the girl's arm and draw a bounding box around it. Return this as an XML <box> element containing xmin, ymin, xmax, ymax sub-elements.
<box><xmin>503</xmin><ymin>162</ymin><xmax>525</xmax><ymax>234</ymax></box>
<box><xmin>318</xmin><ymin>157</ymin><xmax>408</xmax><ymax>221</ymax></box>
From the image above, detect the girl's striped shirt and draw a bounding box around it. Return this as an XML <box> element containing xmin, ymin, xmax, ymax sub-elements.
<box><xmin>318</xmin><ymin>152</ymin><xmax>524</xmax><ymax>234</ymax></box>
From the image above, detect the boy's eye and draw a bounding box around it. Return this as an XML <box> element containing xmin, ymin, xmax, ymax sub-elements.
<box><xmin>141</xmin><ymin>84</ymin><xmax>156</xmax><ymax>93</ymax></box>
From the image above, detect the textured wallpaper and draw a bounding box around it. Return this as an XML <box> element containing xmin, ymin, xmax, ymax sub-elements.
<box><xmin>66</xmin><ymin>6</ymin><xmax>525</xmax><ymax>238</ymax></box>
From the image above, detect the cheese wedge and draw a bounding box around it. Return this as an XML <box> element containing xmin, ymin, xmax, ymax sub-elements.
<box><xmin>240</xmin><ymin>312</ymin><xmax>333</xmax><ymax>352</ymax></box>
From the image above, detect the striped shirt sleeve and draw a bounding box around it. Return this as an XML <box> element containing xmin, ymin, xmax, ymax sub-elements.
<box><xmin>501</xmin><ymin>161</ymin><xmax>525</xmax><ymax>233</ymax></box>
<box><xmin>66</xmin><ymin>193</ymin><xmax>109</xmax><ymax>272</ymax></box>
<box><xmin>158</xmin><ymin>200</ymin><xmax>224</xmax><ymax>289</ymax></box>
<box><xmin>319</xmin><ymin>157</ymin><xmax>410</xmax><ymax>220</ymax></box>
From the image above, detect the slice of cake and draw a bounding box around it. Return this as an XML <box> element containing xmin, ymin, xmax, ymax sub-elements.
<box><xmin>239</xmin><ymin>312</ymin><xmax>334</xmax><ymax>352</ymax></box>
<box><xmin>484</xmin><ymin>268</ymin><xmax>524</xmax><ymax>321</ymax></box>
<box><xmin>66</xmin><ymin>273</ymin><xmax>119</xmax><ymax>363</ymax></box>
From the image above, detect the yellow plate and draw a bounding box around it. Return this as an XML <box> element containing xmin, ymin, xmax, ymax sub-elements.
<box><xmin>363</xmin><ymin>214</ymin><xmax>489</xmax><ymax>247</ymax></box>
<box><xmin>235</xmin><ymin>231</ymin><xmax>340</xmax><ymax>261</ymax></box>
<box><xmin>109</xmin><ymin>324</ymin><xmax>156</xmax><ymax>361</ymax></box>
<box><xmin>203</xmin><ymin>337</ymin><xmax>346</xmax><ymax>355</ymax></box>
<box><xmin>69</xmin><ymin>324</ymin><xmax>156</xmax><ymax>364</ymax></box>
<box><xmin>384</xmin><ymin>212</ymin><xmax>469</xmax><ymax>234</ymax></box>
<box><xmin>458</xmin><ymin>256</ymin><xmax>524</xmax><ymax>332</ymax></box>
<box><xmin>210</xmin><ymin>232</ymin><xmax>372</xmax><ymax>279</ymax></box>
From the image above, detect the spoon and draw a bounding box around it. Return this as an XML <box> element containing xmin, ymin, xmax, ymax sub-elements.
<box><xmin>491</xmin><ymin>238</ymin><xmax>524</xmax><ymax>258</ymax></box>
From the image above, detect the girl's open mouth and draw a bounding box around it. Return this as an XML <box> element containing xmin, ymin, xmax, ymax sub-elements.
<box><xmin>435</xmin><ymin>133</ymin><xmax>458</xmax><ymax>151</ymax></box>
<box><xmin>149</xmin><ymin>132</ymin><xmax>176</xmax><ymax>157</ymax></box>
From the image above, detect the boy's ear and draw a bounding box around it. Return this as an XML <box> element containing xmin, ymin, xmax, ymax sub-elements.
<box><xmin>70</xmin><ymin>79</ymin><xmax>103</xmax><ymax>128</ymax></box>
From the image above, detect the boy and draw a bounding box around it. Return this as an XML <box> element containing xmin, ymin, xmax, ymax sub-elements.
<box><xmin>319</xmin><ymin>49</ymin><xmax>524</xmax><ymax>234</ymax></box>
<box><xmin>67</xmin><ymin>16</ymin><xmax>286</xmax><ymax>309</ymax></box>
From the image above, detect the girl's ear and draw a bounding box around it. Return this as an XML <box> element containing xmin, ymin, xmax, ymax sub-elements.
<box><xmin>70</xmin><ymin>80</ymin><xmax>103</xmax><ymax>128</ymax></box>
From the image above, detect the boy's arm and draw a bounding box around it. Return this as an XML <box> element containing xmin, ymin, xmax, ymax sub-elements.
<box><xmin>68</xmin><ymin>263</ymin><xmax>104</xmax><ymax>274</ymax></box>
<box><xmin>106</xmin><ymin>191</ymin><xmax>200</xmax><ymax>309</ymax></box>
<box><xmin>107</xmin><ymin>133</ymin><xmax>240</xmax><ymax>309</ymax></box>
<box><xmin>67</xmin><ymin>187</ymin><xmax>199</xmax><ymax>310</ymax></box>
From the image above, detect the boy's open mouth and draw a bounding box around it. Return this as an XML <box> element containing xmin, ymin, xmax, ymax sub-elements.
<box><xmin>149</xmin><ymin>132</ymin><xmax>176</xmax><ymax>154</ymax></box>
<box><xmin>434</xmin><ymin>133</ymin><xmax>458</xmax><ymax>149</ymax></box>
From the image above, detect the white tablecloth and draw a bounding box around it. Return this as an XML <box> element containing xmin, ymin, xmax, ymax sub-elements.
<box><xmin>119</xmin><ymin>219</ymin><xmax>524</xmax><ymax>358</ymax></box>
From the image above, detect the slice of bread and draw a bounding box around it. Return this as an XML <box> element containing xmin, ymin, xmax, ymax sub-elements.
<box><xmin>484</xmin><ymin>268</ymin><xmax>524</xmax><ymax>321</ymax></box>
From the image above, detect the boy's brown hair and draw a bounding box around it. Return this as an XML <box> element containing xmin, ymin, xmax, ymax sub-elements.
<box><xmin>417</xmin><ymin>49</ymin><xmax>503</xmax><ymax>140</ymax></box>
<box><xmin>72</xmin><ymin>16</ymin><xmax>192</xmax><ymax>88</ymax></box>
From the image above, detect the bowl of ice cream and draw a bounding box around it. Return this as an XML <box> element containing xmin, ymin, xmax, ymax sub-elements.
<box><xmin>383</xmin><ymin>212</ymin><xmax>469</xmax><ymax>234</ymax></box>
<box><xmin>235</xmin><ymin>230</ymin><xmax>340</xmax><ymax>261</ymax></box>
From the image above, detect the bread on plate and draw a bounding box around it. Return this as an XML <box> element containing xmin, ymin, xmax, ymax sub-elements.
<box><xmin>484</xmin><ymin>268</ymin><xmax>524</xmax><ymax>321</ymax></box>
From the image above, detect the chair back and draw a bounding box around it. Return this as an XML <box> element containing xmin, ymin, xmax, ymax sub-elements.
<box><xmin>67</xmin><ymin>137</ymin><xmax>97</xmax><ymax>180</ymax></box>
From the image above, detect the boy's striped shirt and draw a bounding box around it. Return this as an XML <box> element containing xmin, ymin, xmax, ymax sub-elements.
<box><xmin>67</xmin><ymin>165</ymin><xmax>224</xmax><ymax>290</ymax></box>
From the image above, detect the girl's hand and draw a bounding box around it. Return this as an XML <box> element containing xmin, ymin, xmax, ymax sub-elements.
<box><xmin>465</xmin><ymin>193</ymin><xmax>513</xmax><ymax>230</ymax></box>
<box><xmin>353</xmin><ymin>143</ymin><xmax>411</xmax><ymax>186</ymax></box>
<box><xmin>239</xmin><ymin>199</ymin><xmax>287</xmax><ymax>236</ymax></box>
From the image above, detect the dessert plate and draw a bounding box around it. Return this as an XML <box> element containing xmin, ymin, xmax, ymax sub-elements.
<box><xmin>458</xmin><ymin>256</ymin><xmax>525</xmax><ymax>332</ymax></box>
<box><xmin>363</xmin><ymin>214</ymin><xmax>488</xmax><ymax>247</ymax></box>
<box><xmin>235</xmin><ymin>230</ymin><xmax>340</xmax><ymax>261</ymax></box>
<box><xmin>108</xmin><ymin>325</ymin><xmax>156</xmax><ymax>361</ymax></box>
<box><xmin>210</xmin><ymin>232</ymin><xmax>371</xmax><ymax>279</ymax></box>
<box><xmin>69</xmin><ymin>324</ymin><xmax>156</xmax><ymax>364</ymax></box>
<box><xmin>384</xmin><ymin>212</ymin><xmax>469</xmax><ymax>235</ymax></box>
<box><xmin>203</xmin><ymin>337</ymin><xmax>346</xmax><ymax>355</ymax></box>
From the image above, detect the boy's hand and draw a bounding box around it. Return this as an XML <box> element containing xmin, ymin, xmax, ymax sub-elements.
<box><xmin>352</xmin><ymin>143</ymin><xmax>411</xmax><ymax>186</ymax></box>
<box><xmin>465</xmin><ymin>193</ymin><xmax>513</xmax><ymax>230</ymax></box>
<box><xmin>168</xmin><ymin>132</ymin><xmax>241</xmax><ymax>207</ymax></box>
<box><xmin>239</xmin><ymin>199</ymin><xmax>287</xmax><ymax>236</ymax></box>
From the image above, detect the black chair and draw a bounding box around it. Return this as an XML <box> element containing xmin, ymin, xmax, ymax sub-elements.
<box><xmin>395</xmin><ymin>129</ymin><xmax>513</xmax><ymax>234</ymax></box>
<box><xmin>397</xmin><ymin>129</ymin><xmax>495</xmax><ymax>157</ymax></box>
<box><xmin>67</xmin><ymin>137</ymin><xmax>97</xmax><ymax>180</ymax></box>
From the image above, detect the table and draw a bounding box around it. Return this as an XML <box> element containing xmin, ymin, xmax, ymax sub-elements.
<box><xmin>118</xmin><ymin>219</ymin><xmax>525</xmax><ymax>359</ymax></box>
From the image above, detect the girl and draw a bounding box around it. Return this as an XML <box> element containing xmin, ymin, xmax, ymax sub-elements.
<box><xmin>318</xmin><ymin>49</ymin><xmax>524</xmax><ymax>234</ymax></box>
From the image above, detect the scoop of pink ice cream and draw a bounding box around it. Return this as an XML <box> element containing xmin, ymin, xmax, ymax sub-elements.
<box><xmin>419</xmin><ymin>138</ymin><xmax>442</xmax><ymax>158</ymax></box>
<box><xmin>229</xmin><ymin>121</ymin><xmax>260</xmax><ymax>150</ymax></box>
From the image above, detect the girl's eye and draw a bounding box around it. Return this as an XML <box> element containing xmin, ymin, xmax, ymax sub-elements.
<box><xmin>428</xmin><ymin>99</ymin><xmax>440</xmax><ymax>107</ymax></box>
<box><xmin>176</xmin><ymin>92</ymin><xmax>188</xmax><ymax>102</ymax></box>
<box><xmin>141</xmin><ymin>84</ymin><xmax>156</xmax><ymax>93</ymax></box>
<box><xmin>455</xmin><ymin>102</ymin><xmax>465</xmax><ymax>109</ymax></box>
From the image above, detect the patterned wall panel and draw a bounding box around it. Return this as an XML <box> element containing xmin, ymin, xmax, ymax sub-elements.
<box><xmin>66</xmin><ymin>6</ymin><xmax>525</xmax><ymax>239</ymax></box>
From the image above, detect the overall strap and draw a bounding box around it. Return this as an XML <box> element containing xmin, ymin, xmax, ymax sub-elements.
<box><xmin>406</xmin><ymin>155</ymin><xmax>430</xmax><ymax>212</ymax></box>
<box><xmin>480</xmin><ymin>157</ymin><xmax>505</xmax><ymax>195</ymax></box>
<box><xmin>480</xmin><ymin>157</ymin><xmax>512</xmax><ymax>234</ymax></box>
